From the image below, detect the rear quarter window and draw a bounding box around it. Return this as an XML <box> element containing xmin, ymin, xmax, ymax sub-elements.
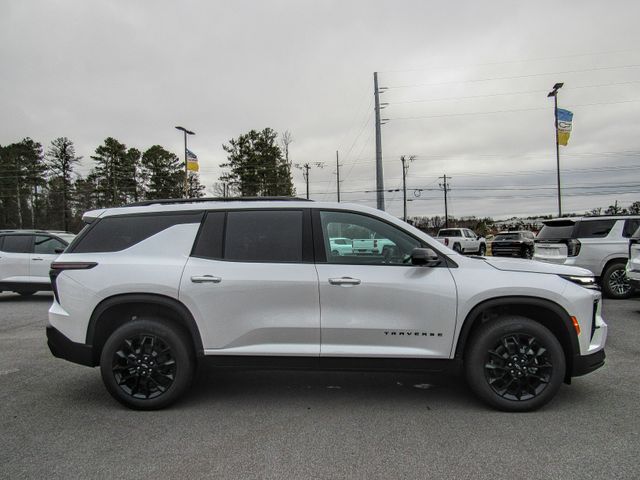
<box><xmin>0</xmin><ymin>235</ymin><xmax>32</xmax><ymax>253</ymax></box>
<box><xmin>575</xmin><ymin>219</ymin><xmax>616</xmax><ymax>238</ymax></box>
<box><xmin>70</xmin><ymin>212</ymin><xmax>203</xmax><ymax>253</ymax></box>
<box><xmin>622</xmin><ymin>219</ymin><xmax>640</xmax><ymax>238</ymax></box>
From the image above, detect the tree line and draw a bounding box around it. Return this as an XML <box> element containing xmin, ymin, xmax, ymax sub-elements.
<box><xmin>0</xmin><ymin>137</ymin><xmax>205</xmax><ymax>232</ymax></box>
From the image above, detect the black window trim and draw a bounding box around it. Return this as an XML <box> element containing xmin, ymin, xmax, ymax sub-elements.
<box><xmin>66</xmin><ymin>210</ymin><xmax>205</xmax><ymax>254</ymax></box>
<box><xmin>311</xmin><ymin>208</ymin><xmax>456</xmax><ymax>268</ymax></box>
<box><xmin>190</xmin><ymin>208</ymin><xmax>314</xmax><ymax>264</ymax></box>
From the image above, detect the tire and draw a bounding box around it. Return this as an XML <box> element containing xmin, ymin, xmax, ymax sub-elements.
<box><xmin>601</xmin><ymin>261</ymin><xmax>634</xmax><ymax>299</ymax></box>
<box><xmin>465</xmin><ymin>316</ymin><xmax>566</xmax><ymax>412</ymax></box>
<box><xmin>100</xmin><ymin>317</ymin><xmax>195</xmax><ymax>410</ymax></box>
<box><xmin>478</xmin><ymin>244</ymin><xmax>486</xmax><ymax>256</ymax></box>
<box><xmin>331</xmin><ymin>250</ymin><xmax>340</xmax><ymax>256</ymax></box>
<box><xmin>522</xmin><ymin>246</ymin><xmax>533</xmax><ymax>259</ymax></box>
<box><xmin>453</xmin><ymin>243</ymin><xmax>462</xmax><ymax>254</ymax></box>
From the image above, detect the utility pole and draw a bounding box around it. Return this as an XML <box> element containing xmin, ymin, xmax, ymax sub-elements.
<box><xmin>439</xmin><ymin>174</ymin><xmax>451</xmax><ymax>228</ymax></box>
<box><xmin>547</xmin><ymin>83</ymin><xmax>564</xmax><ymax>217</ymax></box>
<box><xmin>294</xmin><ymin>162</ymin><xmax>324</xmax><ymax>200</ymax></box>
<box><xmin>374</xmin><ymin>72</ymin><xmax>387</xmax><ymax>211</ymax></box>
<box><xmin>336</xmin><ymin>150</ymin><xmax>342</xmax><ymax>202</ymax></box>
<box><xmin>175</xmin><ymin>125</ymin><xmax>195</xmax><ymax>198</ymax></box>
<box><xmin>400</xmin><ymin>155</ymin><xmax>415</xmax><ymax>222</ymax></box>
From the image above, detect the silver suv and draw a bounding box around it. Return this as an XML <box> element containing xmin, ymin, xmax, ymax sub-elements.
<box><xmin>534</xmin><ymin>216</ymin><xmax>640</xmax><ymax>299</ymax></box>
<box><xmin>47</xmin><ymin>198</ymin><xmax>607</xmax><ymax>411</ymax></box>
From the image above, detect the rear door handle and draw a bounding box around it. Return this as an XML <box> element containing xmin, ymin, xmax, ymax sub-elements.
<box><xmin>191</xmin><ymin>275</ymin><xmax>222</xmax><ymax>284</ymax></box>
<box><xmin>32</xmin><ymin>257</ymin><xmax>44</xmax><ymax>261</ymax></box>
<box><xmin>328</xmin><ymin>277</ymin><xmax>361</xmax><ymax>286</ymax></box>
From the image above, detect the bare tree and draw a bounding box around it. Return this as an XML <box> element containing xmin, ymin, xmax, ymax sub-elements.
<box><xmin>280</xmin><ymin>130</ymin><xmax>293</xmax><ymax>166</ymax></box>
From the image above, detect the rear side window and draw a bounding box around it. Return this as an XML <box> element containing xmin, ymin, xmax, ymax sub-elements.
<box><xmin>71</xmin><ymin>212</ymin><xmax>203</xmax><ymax>253</ymax></box>
<box><xmin>575</xmin><ymin>219</ymin><xmax>616</xmax><ymax>238</ymax></box>
<box><xmin>439</xmin><ymin>229</ymin><xmax>461</xmax><ymax>237</ymax></box>
<box><xmin>623</xmin><ymin>219</ymin><xmax>640</xmax><ymax>238</ymax></box>
<box><xmin>224</xmin><ymin>210</ymin><xmax>303</xmax><ymax>262</ymax></box>
<box><xmin>0</xmin><ymin>235</ymin><xmax>32</xmax><ymax>253</ymax></box>
<box><xmin>191</xmin><ymin>212</ymin><xmax>225</xmax><ymax>259</ymax></box>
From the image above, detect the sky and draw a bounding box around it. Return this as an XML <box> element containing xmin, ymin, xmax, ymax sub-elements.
<box><xmin>1</xmin><ymin>0</ymin><xmax>639</xmax><ymax>220</ymax></box>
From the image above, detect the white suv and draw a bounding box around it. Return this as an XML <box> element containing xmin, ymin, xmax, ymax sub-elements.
<box><xmin>0</xmin><ymin>230</ymin><xmax>75</xmax><ymax>296</ymax></box>
<box><xmin>47</xmin><ymin>199</ymin><xmax>607</xmax><ymax>411</ymax></box>
<box><xmin>534</xmin><ymin>216</ymin><xmax>640</xmax><ymax>299</ymax></box>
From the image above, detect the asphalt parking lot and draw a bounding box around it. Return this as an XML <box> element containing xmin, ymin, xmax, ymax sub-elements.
<box><xmin>1</xmin><ymin>293</ymin><xmax>639</xmax><ymax>479</ymax></box>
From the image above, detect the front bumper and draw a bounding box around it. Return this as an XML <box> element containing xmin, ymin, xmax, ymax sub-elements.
<box><xmin>572</xmin><ymin>349</ymin><xmax>605</xmax><ymax>377</ymax></box>
<box><xmin>46</xmin><ymin>326</ymin><xmax>96</xmax><ymax>367</ymax></box>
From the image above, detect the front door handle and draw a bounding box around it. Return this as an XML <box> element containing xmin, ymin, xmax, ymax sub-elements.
<box><xmin>328</xmin><ymin>277</ymin><xmax>361</xmax><ymax>286</ymax></box>
<box><xmin>32</xmin><ymin>257</ymin><xmax>44</xmax><ymax>261</ymax></box>
<box><xmin>191</xmin><ymin>275</ymin><xmax>222</xmax><ymax>284</ymax></box>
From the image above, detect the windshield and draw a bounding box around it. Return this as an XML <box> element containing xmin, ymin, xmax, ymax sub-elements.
<box><xmin>494</xmin><ymin>234</ymin><xmax>520</xmax><ymax>241</ymax></box>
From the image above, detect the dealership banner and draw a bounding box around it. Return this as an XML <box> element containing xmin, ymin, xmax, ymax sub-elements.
<box><xmin>186</xmin><ymin>148</ymin><xmax>199</xmax><ymax>172</ymax></box>
<box><xmin>557</xmin><ymin>108</ymin><xmax>573</xmax><ymax>146</ymax></box>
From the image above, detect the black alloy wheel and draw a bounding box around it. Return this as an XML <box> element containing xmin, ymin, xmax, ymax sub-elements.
<box><xmin>111</xmin><ymin>334</ymin><xmax>176</xmax><ymax>400</ymax></box>
<box><xmin>100</xmin><ymin>318</ymin><xmax>194</xmax><ymax>410</ymax></box>
<box><xmin>484</xmin><ymin>334</ymin><xmax>552</xmax><ymax>401</ymax></box>
<box><xmin>465</xmin><ymin>316</ymin><xmax>565</xmax><ymax>411</ymax></box>
<box><xmin>522</xmin><ymin>246</ymin><xmax>534</xmax><ymax>259</ymax></box>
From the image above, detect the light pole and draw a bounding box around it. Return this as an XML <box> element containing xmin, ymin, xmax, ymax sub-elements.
<box><xmin>175</xmin><ymin>126</ymin><xmax>195</xmax><ymax>198</ymax></box>
<box><xmin>547</xmin><ymin>83</ymin><xmax>564</xmax><ymax>217</ymax></box>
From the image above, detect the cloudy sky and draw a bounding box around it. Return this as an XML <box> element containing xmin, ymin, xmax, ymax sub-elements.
<box><xmin>1</xmin><ymin>0</ymin><xmax>638</xmax><ymax>219</ymax></box>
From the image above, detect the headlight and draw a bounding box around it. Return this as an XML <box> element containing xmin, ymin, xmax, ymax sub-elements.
<box><xmin>559</xmin><ymin>274</ymin><xmax>600</xmax><ymax>290</ymax></box>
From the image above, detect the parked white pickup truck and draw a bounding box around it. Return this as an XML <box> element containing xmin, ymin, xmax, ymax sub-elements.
<box><xmin>436</xmin><ymin>228</ymin><xmax>486</xmax><ymax>255</ymax></box>
<box><xmin>352</xmin><ymin>237</ymin><xmax>396</xmax><ymax>255</ymax></box>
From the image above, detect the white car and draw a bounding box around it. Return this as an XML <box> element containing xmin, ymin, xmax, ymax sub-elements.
<box><xmin>435</xmin><ymin>228</ymin><xmax>486</xmax><ymax>255</ymax></box>
<box><xmin>0</xmin><ymin>230</ymin><xmax>75</xmax><ymax>295</ymax></box>
<box><xmin>47</xmin><ymin>199</ymin><xmax>606</xmax><ymax>412</ymax></box>
<box><xmin>534</xmin><ymin>216</ymin><xmax>640</xmax><ymax>299</ymax></box>
<box><xmin>329</xmin><ymin>237</ymin><xmax>353</xmax><ymax>256</ymax></box>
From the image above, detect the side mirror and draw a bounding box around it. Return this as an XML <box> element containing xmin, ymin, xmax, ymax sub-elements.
<box><xmin>54</xmin><ymin>247</ymin><xmax>65</xmax><ymax>254</ymax></box>
<box><xmin>411</xmin><ymin>247</ymin><xmax>441</xmax><ymax>267</ymax></box>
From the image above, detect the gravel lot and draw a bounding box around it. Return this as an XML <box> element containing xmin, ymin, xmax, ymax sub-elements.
<box><xmin>1</xmin><ymin>292</ymin><xmax>638</xmax><ymax>479</ymax></box>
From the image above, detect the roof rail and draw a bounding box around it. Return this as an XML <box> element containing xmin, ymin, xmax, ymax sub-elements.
<box><xmin>127</xmin><ymin>196</ymin><xmax>312</xmax><ymax>207</ymax></box>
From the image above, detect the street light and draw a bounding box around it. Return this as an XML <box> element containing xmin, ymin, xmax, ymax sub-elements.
<box><xmin>175</xmin><ymin>126</ymin><xmax>195</xmax><ymax>198</ymax></box>
<box><xmin>547</xmin><ymin>83</ymin><xmax>564</xmax><ymax>217</ymax></box>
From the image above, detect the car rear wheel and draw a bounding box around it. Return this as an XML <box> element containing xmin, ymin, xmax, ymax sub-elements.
<box><xmin>453</xmin><ymin>243</ymin><xmax>462</xmax><ymax>253</ymax></box>
<box><xmin>100</xmin><ymin>318</ymin><xmax>195</xmax><ymax>410</ymax></box>
<box><xmin>465</xmin><ymin>316</ymin><xmax>565</xmax><ymax>411</ymax></box>
<box><xmin>601</xmin><ymin>261</ymin><xmax>633</xmax><ymax>299</ymax></box>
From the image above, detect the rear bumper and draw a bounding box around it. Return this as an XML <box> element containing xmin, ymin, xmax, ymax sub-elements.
<box><xmin>46</xmin><ymin>326</ymin><xmax>96</xmax><ymax>367</ymax></box>
<box><xmin>571</xmin><ymin>349</ymin><xmax>605</xmax><ymax>377</ymax></box>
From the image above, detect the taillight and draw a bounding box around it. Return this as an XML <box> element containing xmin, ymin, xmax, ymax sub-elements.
<box><xmin>445</xmin><ymin>238</ymin><xmax>449</xmax><ymax>246</ymax></box>
<box><xmin>566</xmin><ymin>239</ymin><xmax>581</xmax><ymax>257</ymax></box>
<box><xmin>49</xmin><ymin>262</ymin><xmax>98</xmax><ymax>303</ymax></box>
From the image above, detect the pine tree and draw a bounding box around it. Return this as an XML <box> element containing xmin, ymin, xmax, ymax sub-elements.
<box><xmin>220</xmin><ymin>128</ymin><xmax>295</xmax><ymax>197</ymax></box>
<box><xmin>141</xmin><ymin>145</ymin><xmax>185</xmax><ymax>199</ymax></box>
<box><xmin>46</xmin><ymin>137</ymin><xmax>82</xmax><ymax>231</ymax></box>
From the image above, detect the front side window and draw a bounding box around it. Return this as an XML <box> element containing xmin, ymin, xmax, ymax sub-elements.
<box><xmin>224</xmin><ymin>210</ymin><xmax>303</xmax><ymax>263</ymax></box>
<box><xmin>320</xmin><ymin>211</ymin><xmax>421</xmax><ymax>265</ymax></box>
<box><xmin>34</xmin><ymin>235</ymin><xmax>67</xmax><ymax>254</ymax></box>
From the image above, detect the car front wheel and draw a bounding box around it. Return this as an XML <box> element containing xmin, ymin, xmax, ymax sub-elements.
<box><xmin>465</xmin><ymin>316</ymin><xmax>565</xmax><ymax>412</ymax></box>
<box><xmin>100</xmin><ymin>317</ymin><xmax>195</xmax><ymax>410</ymax></box>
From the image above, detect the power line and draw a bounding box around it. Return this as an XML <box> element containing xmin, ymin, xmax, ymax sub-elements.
<box><xmin>386</xmin><ymin>63</ymin><xmax>640</xmax><ymax>90</ymax></box>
